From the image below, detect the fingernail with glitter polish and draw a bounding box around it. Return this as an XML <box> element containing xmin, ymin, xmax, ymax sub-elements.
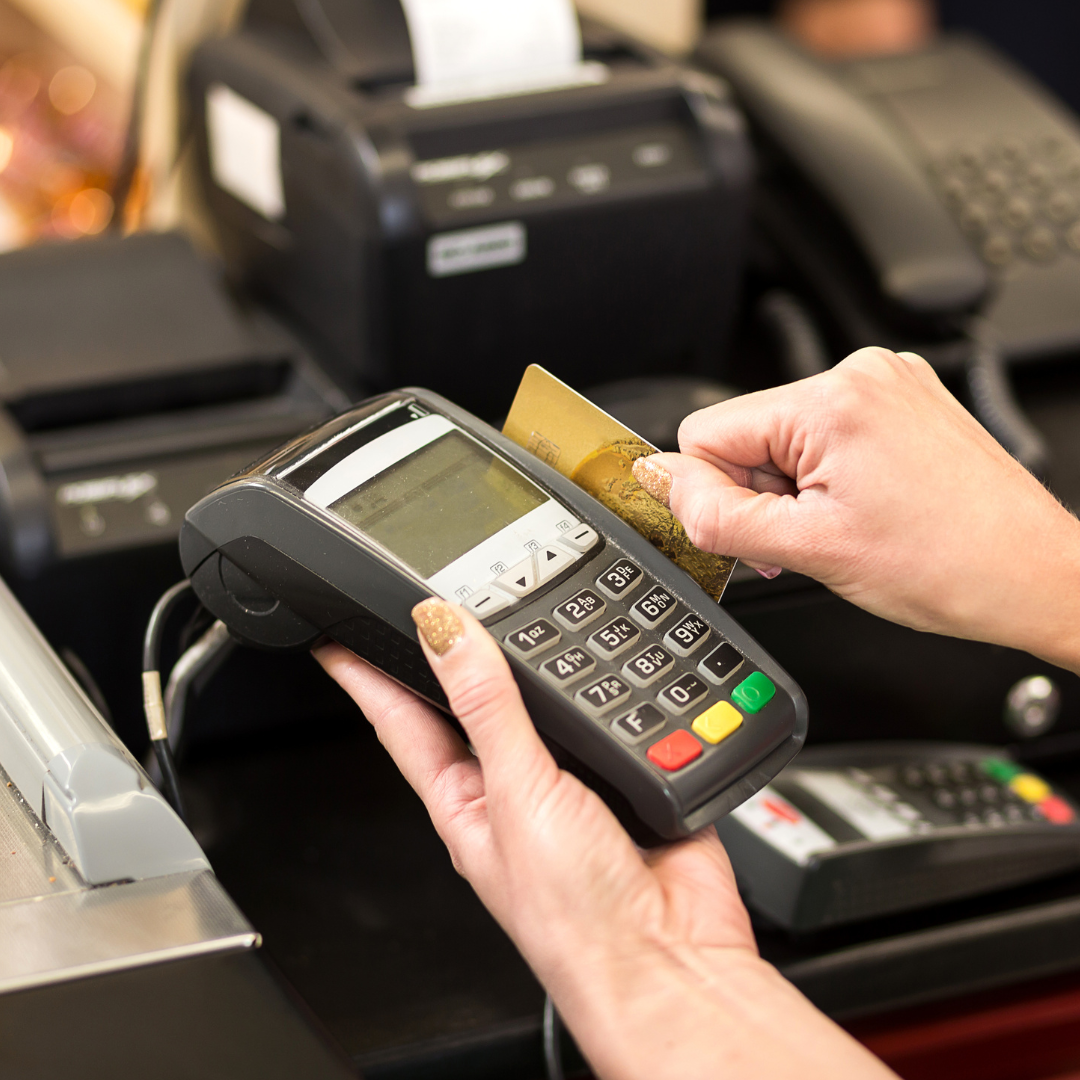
<box><xmin>412</xmin><ymin>598</ymin><xmax>465</xmax><ymax>657</ymax></box>
<box><xmin>632</xmin><ymin>456</ymin><xmax>673</xmax><ymax>508</ymax></box>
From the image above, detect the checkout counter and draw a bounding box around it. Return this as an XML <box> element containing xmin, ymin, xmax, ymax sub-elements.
<box><xmin>5</xmin><ymin>2</ymin><xmax>1080</xmax><ymax>1077</ymax></box>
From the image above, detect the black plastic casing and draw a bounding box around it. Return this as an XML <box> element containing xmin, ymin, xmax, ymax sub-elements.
<box><xmin>718</xmin><ymin>743</ymin><xmax>1080</xmax><ymax>932</ymax></box>
<box><xmin>180</xmin><ymin>389</ymin><xmax>808</xmax><ymax>844</ymax></box>
<box><xmin>186</xmin><ymin>2</ymin><xmax>753</xmax><ymax>416</ymax></box>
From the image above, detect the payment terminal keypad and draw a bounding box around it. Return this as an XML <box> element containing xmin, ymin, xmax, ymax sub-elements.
<box><xmin>503</xmin><ymin>550</ymin><xmax>784</xmax><ymax>786</ymax></box>
<box><xmin>553</xmin><ymin>590</ymin><xmax>607</xmax><ymax>630</ymax></box>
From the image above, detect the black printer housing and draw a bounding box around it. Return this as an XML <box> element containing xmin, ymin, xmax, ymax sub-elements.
<box><xmin>188</xmin><ymin>0</ymin><xmax>754</xmax><ymax>417</ymax></box>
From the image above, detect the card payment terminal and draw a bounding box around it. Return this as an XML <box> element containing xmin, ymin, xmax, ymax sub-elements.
<box><xmin>179</xmin><ymin>391</ymin><xmax>807</xmax><ymax>843</ymax></box>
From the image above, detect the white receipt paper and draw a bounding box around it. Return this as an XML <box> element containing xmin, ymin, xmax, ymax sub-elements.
<box><xmin>400</xmin><ymin>0</ymin><xmax>583</xmax><ymax>100</ymax></box>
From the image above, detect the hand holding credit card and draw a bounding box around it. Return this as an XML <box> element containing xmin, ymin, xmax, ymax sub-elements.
<box><xmin>503</xmin><ymin>365</ymin><xmax>737</xmax><ymax>601</ymax></box>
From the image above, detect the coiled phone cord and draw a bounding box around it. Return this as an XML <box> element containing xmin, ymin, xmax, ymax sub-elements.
<box><xmin>142</xmin><ymin>579</ymin><xmax>193</xmax><ymax>820</ymax></box>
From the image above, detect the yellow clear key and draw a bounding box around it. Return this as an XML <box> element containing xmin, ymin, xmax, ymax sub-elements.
<box><xmin>691</xmin><ymin>701</ymin><xmax>743</xmax><ymax>745</ymax></box>
<box><xmin>1010</xmin><ymin>774</ymin><xmax>1051</xmax><ymax>804</ymax></box>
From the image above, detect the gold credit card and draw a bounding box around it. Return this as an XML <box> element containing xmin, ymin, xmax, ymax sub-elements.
<box><xmin>503</xmin><ymin>365</ymin><xmax>737</xmax><ymax>602</ymax></box>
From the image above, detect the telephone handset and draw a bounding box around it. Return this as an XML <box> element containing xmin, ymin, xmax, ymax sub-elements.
<box><xmin>698</xmin><ymin>22</ymin><xmax>991</xmax><ymax>323</ymax></box>
<box><xmin>698</xmin><ymin>22</ymin><xmax>1080</xmax><ymax>471</ymax></box>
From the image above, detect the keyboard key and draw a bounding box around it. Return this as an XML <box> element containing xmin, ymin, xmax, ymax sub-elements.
<box><xmin>560</xmin><ymin>523</ymin><xmax>600</xmax><ymax>553</ymax></box>
<box><xmin>552</xmin><ymin>589</ymin><xmax>607</xmax><ymax>630</ymax></box>
<box><xmin>647</xmin><ymin>730</ymin><xmax>703</xmax><ymax>772</ymax></box>
<box><xmin>630</xmin><ymin>587</ymin><xmax>678</xmax><ymax>629</ymax></box>
<box><xmin>664</xmin><ymin>614</ymin><xmax>711</xmax><ymax>657</ymax></box>
<box><xmin>612</xmin><ymin>703</ymin><xmax>666</xmax><ymax>745</ymax></box>
<box><xmin>596</xmin><ymin>559</ymin><xmax>644</xmax><ymax>600</ymax></box>
<box><xmin>496</xmin><ymin>557</ymin><xmax>539</xmax><ymax>598</ymax></box>
<box><xmin>691</xmin><ymin>701</ymin><xmax>743</xmax><ymax>745</ymax></box>
<box><xmin>540</xmin><ymin>647</ymin><xmax>595</xmax><ymax>686</ymax></box>
<box><xmin>698</xmin><ymin>642</ymin><xmax>744</xmax><ymax>685</ymax></box>
<box><xmin>504</xmin><ymin>618</ymin><xmax>561</xmax><ymax>658</ymax></box>
<box><xmin>658</xmin><ymin>673</ymin><xmax>710</xmax><ymax>715</ymax></box>
<box><xmin>536</xmin><ymin>544</ymin><xmax>577</xmax><ymax>583</ymax></box>
<box><xmin>731</xmin><ymin>672</ymin><xmax>776</xmax><ymax>714</ymax></box>
<box><xmin>576</xmin><ymin>674</ymin><xmax>632</xmax><ymax>716</ymax></box>
<box><xmin>587</xmin><ymin>616</ymin><xmax>640</xmax><ymax>659</ymax></box>
<box><xmin>622</xmin><ymin>644</ymin><xmax>675</xmax><ymax>688</ymax></box>
<box><xmin>465</xmin><ymin>588</ymin><xmax>513</xmax><ymax>620</ymax></box>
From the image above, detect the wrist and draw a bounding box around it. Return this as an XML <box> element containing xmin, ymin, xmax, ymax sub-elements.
<box><xmin>991</xmin><ymin>499</ymin><xmax>1080</xmax><ymax>675</ymax></box>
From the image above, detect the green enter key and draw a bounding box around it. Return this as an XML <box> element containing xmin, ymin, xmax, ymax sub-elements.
<box><xmin>731</xmin><ymin>672</ymin><xmax>776</xmax><ymax>714</ymax></box>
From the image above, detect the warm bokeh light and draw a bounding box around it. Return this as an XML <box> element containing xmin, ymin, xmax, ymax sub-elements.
<box><xmin>56</xmin><ymin>187</ymin><xmax>113</xmax><ymax>237</ymax></box>
<box><xmin>48</xmin><ymin>66</ymin><xmax>96</xmax><ymax>116</ymax></box>
<box><xmin>0</xmin><ymin>56</ymin><xmax>40</xmax><ymax>116</ymax></box>
<box><xmin>0</xmin><ymin>127</ymin><xmax>13</xmax><ymax>174</ymax></box>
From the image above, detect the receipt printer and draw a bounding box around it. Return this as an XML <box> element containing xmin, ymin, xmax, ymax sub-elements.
<box><xmin>188</xmin><ymin>0</ymin><xmax>753</xmax><ymax>418</ymax></box>
<box><xmin>0</xmin><ymin>232</ymin><xmax>346</xmax><ymax>579</ymax></box>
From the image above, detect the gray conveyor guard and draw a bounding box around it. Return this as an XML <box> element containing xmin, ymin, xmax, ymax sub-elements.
<box><xmin>0</xmin><ymin>575</ymin><xmax>209</xmax><ymax>884</ymax></box>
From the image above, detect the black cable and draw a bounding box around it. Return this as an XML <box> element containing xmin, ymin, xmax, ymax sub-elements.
<box><xmin>142</xmin><ymin>579</ymin><xmax>193</xmax><ymax>820</ymax></box>
<box><xmin>756</xmin><ymin>289</ymin><xmax>832</xmax><ymax>382</ymax></box>
<box><xmin>964</xmin><ymin>329</ymin><xmax>1050</xmax><ymax>478</ymax></box>
<box><xmin>543</xmin><ymin>993</ymin><xmax>566</xmax><ymax>1080</ymax></box>
<box><xmin>110</xmin><ymin>0</ymin><xmax>168</xmax><ymax>231</ymax></box>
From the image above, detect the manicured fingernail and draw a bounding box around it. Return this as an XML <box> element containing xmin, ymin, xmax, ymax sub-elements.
<box><xmin>412</xmin><ymin>598</ymin><xmax>464</xmax><ymax>657</ymax></box>
<box><xmin>632</xmin><ymin>456</ymin><xmax>672</xmax><ymax>508</ymax></box>
<box><xmin>756</xmin><ymin>566</ymin><xmax>782</xmax><ymax>580</ymax></box>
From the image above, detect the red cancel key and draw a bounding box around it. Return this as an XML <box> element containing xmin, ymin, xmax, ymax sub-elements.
<box><xmin>647</xmin><ymin>730</ymin><xmax>703</xmax><ymax>771</ymax></box>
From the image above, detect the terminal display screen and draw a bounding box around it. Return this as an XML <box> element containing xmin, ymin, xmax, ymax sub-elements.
<box><xmin>329</xmin><ymin>430</ymin><xmax>547</xmax><ymax>578</ymax></box>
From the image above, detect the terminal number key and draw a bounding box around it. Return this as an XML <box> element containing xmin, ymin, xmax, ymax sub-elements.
<box><xmin>664</xmin><ymin>614</ymin><xmax>711</xmax><ymax>657</ymax></box>
<box><xmin>576</xmin><ymin>674</ymin><xmax>632</xmax><ymax>716</ymax></box>
<box><xmin>553</xmin><ymin>589</ymin><xmax>607</xmax><ymax>630</ymax></box>
<box><xmin>658</xmin><ymin>673</ymin><xmax>710</xmax><ymax>715</ymax></box>
<box><xmin>596</xmin><ymin>559</ymin><xmax>643</xmax><ymax>600</ymax></box>
<box><xmin>622</xmin><ymin>645</ymin><xmax>675</xmax><ymax>688</ymax></box>
<box><xmin>588</xmin><ymin>617</ymin><xmax>640</xmax><ymax>659</ymax></box>
<box><xmin>541</xmin><ymin>647</ymin><xmax>595</xmax><ymax>685</ymax></box>
<box><xmin>505</xmin><ymin>619</ymin><xmax>561</xmax><ymax>658</ymax></box>
<box><xmin>611</xmin><ymin>703</ymin><xmax>666</xmax><ymax>745</ymax></box>
<box><xmin>630</xmin><ymin>587</ymin><xmax>678</xmax><ymax>629</ymax></box>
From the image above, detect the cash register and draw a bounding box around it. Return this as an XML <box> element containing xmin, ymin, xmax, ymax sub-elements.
<box><xmin>186</xmin><ymin>0</ymin><xmax>753</xmax><ymax>418</ymax></box>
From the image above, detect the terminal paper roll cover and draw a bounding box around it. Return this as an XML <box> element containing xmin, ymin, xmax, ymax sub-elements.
<box><xmin>399</xmin><ymin>0</ymin><xmax>582</xmax><ymax>88</ymax></box>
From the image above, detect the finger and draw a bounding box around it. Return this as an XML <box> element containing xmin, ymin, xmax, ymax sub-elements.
<box><xmin>643</xmin><ymin>452</ymin><xmax>806</xmax><ymax>567</ymax></box>
<box><xmin>312</xmin><ymin>643</ymin><xmax>490</xmax><ymax>858</ymax></box>
<box><xmin>411</xmin><ymin>599</ymin><xmax>562</xmax><ymax>813</ymax></box>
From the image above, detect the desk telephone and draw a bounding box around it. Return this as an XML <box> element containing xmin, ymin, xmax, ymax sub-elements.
<box><xmin>699</xmin><ymin>23</ymin><xmax>1080</xmax><ymax>470</ymax></box>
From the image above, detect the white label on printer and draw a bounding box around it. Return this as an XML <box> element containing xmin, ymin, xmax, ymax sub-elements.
<box><xmin>427</xmin><ymin>222</ymin><xmax>527</xmax><ymax>278</ymax></box>
<box><xmin>400</xmin><ymin>0</ymin><xmax>581</xmax><ymax>90</ymax></box>
<box><xmin>206</xmin><ymin>84</ymin><xmax>285</xmax><ymax>221</ymax></box>
<box><xmin>793</xmin><ymin>771</ymin><xmax>917</xmax><ymax>842</ymax></box>
<box><xmin>412</xmin><ymin>151</ymin><xmax>511</xmax><ymax>186</ymax></box>
<box><xmin>731</xmin><ymin>787</ymin><xmax>836</xmax><ymax>867</ymax></box>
